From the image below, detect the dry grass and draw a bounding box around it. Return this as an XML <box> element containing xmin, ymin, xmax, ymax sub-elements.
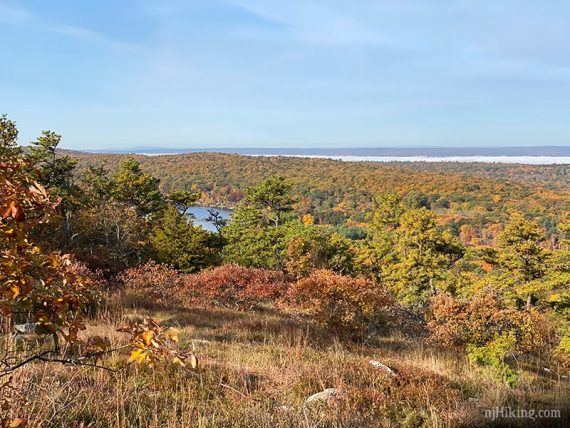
<box><xmin>4</xmin><ymin>297</ymin><xmax>570</xmax><ymax>427</ymax></box>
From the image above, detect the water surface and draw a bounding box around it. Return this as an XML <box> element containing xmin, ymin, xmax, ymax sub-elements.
<box><xmin>186</xmin><ymin>206</ymin><xmax>232</xmax><ymax>232</ymax></box>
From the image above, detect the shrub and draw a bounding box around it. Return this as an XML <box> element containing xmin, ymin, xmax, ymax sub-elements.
<box><xmin>284</xmin><ymin>270</ymin><xmax>394</xmax><ymax>336</ymax></box>
<box><xmin>426</xmin><ymin>290</ymin><xmax>514</xmax><ymax>348</ymax></box>
<box><xmin>188</xmin><ymin>264</ymin><xmax>288</xmax><ymax>310</ymax></box>
<box><xmin>119</xmin><ymin>261</ymin><xmax>187</xmax><ymax>305</ymax></box>
<box><xmin>467</xmin><ymin>332</ymin><xmax>519</xmax><ymax>387</ymax></box>
<box><xmin>119</xmin><ymin>262</ymin><xmax>288</xmax><ymax>310</ymax></box>
<box><xmin>427</xmin><ymin>289</ymin><xmax>556</xmax><ymax>355</ymax></box>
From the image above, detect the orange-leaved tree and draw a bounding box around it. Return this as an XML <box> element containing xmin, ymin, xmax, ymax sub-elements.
<box><xmin>1</xmin><ymin>147</ymin><xmax>195</xmax><ymax>375</ymax></box>
<box><xmin>0</xmin><ymin>154</ymin><xmax>96</xmax><ymax>357</ymax></box>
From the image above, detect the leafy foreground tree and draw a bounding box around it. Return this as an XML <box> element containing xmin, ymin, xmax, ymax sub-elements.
<box><xmin>0</xmin><ymin>120</ymin><xmax>196</xmax><ymax>426</ymax></box>
<box><xmin>0</xmin><ymin>154</ymin><xmax>96</xmax><ymax>353</ymax></box>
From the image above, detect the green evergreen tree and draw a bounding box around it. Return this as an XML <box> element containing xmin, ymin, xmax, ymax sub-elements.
<box><xmin>112</xmin><ymin>158</ymin><xmax>166</xmax><ymax>218</ymax></box>
<box><xmin>497</xmin><ymin>216</ymin><xmax>550</xmax><ymax>308</ymax></box>
<box><xmin>82</xmin><ymin>165</ymin><xmax>114</xmax><ymax>202</ymax></box>
<box><xmin>168</xmin><ymin>190</ymin><xmax>200</xmax><ymax>215</ymax></box>
<box><xmin>150</xmin><ymin>205</ymin><xmax>218</xmax><ymax>272</ymax></box>
<box><xmin>498</xmin><ymin>217</ymin><xmax>548</xmax><ymax>283</ymax></box>
<box><xmin>245</xmin><ymin>176</ymin><xmax>295</xmax><ymax>226</ymax></box>
<box><xmin>0</xmin><ymin>114</ymin><xmax>21</xmax><ymax>157</ymax></box>
<box><xmin>222</xmin><ymin>177</ymin><xmax>295</xmax><ymax>268</ymax></box>
<box><xmin>29</xmin><ymin>130</ymin><xmax>81</xmax><ymax>241</ymax></box>
<box><xmin>388</xmin><ymin>208</ymin><xmax>464</xmax><ymax>303</ymax></box>
<box><xmin>222</xmin><ymin>204</ymin><xmax>282</xmax><ymax>268</ymax></box>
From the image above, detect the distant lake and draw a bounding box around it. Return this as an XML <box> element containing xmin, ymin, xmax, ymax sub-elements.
<box><xmin>186</xmin><ymin>206</ymin><xmax>233</xmax><ymax>232</ymax></box>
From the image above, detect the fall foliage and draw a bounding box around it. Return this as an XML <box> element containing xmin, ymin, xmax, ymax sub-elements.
<box><xmin>1</xmin><ymin>115</ymin><xmax>569</xmax><ymax>426</ymax></box>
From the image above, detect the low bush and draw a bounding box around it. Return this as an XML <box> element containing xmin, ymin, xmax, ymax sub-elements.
<box><xmin>467</xmin><ymin>332</ymin><xmax>519</xmax><ymax>387</ymax></box>
<box><xmin>119</xmin><ymin>261</ymin><xmax>187</xmax><ymax>305</ymax></box>
<box><xmin>427</xmin><ymin>289</ymin><xmax>556</xmax><ymax>354</ymax></box>
<box><xmin>284</xmin><ymin>269</ymin><xmax>394</xmax><ymax>336</ymax></box>
<box><xmin>119</xmin><ymin>263</ymin><xmax>288</xmax><ymax>310</ymax></box>
<box><xmin>187</xmin><ymin>264</ymin><xmax>288</xmax><ymax>310</ymax></box>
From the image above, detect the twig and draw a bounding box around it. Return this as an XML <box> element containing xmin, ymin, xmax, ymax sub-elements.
<box><xmin>0</xmin><ymin>350</ymin><xmax>53</xmax><ymax>377</ymax></box>
<box><xmin>34</xmin><ymin>356</ymin><xmax>117</xmax><ymax>372</ymax></box>
<box><xmin>0</xmin><ymin>344</ymin><xmax>131</xmax><ymax>377</ymax></box>
<box><xmin>219</xmin><ymin>382</ymin><xmax>248</xmax><ymax>398</ymax></box>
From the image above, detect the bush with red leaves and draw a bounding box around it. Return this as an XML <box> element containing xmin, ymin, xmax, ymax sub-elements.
<box><xmin>119</xmin><ymin>261</ymin><xmax>187</xmax><ymax>305</ymax></box>
<box><xmin>187</xmin><ymin>264</ymin><xmax>288</xmax><ymax>310</ymax></box>
<box><xmin>284</xmin><ymin>269</ymin><xmax>394</xmax><ymax>336</ymax></box>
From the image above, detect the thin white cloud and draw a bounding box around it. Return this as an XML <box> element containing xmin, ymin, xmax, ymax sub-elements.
<box><xmin>225</xmin><ymin>0</ymin><xmax>400</xmax><ymax>47</ymax></box>
<box><xmin>50</xmin><ymin>24</ymin><xmax>148</xmax><ymax>54</ymax></box>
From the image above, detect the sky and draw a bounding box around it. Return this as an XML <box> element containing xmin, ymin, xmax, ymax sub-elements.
<box><xmin>1</xmin><ymin>0</ymin><xmax>569</xmax><ymax>150</ymax></box>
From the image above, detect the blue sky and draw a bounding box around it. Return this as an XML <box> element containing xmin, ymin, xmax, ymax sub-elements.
<box><xmin>1</xmin><ymin>0</ymin><xmax>569</xmax><ymax>149</ymax></box>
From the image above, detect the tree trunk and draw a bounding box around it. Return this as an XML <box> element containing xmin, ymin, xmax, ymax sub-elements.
<box><xmin>526</xmin><ymin>294</ymin><xmax>532</xmax><ymax>311</ymax></box>
<box><xmin>429</xmin><ymin>277</ymin><xmax>436</xmax><ymax>295</ymax></box>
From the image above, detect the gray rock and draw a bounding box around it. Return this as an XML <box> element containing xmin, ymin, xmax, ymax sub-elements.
<box><xmin>369</xmin><ymin>360</ymin><xmax>399</xmax><ymax>378</ymax></box>
<box><xmin>14</xmin><ymin>323</ymin><xmax>37</xmax><ymax>335</ymax></box>
<box><xmin>305</xmin><ymin>388</ymin><xmax>339</xmax><ymax>405</ymax></box>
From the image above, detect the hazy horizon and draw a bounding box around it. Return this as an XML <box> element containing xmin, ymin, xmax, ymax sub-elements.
<box><xmin>64</xmin><ymin>145</ymin><xmax>570</xmax><ymax>164</ymax></box>
<box><xmin>2</xmin><ymin>1</ymin><xmax>570</xmax><ymax>149</ymax></box>
<box><xmin>75</xmin><ymin>144</ymin><xmax>570</xmax><ymax>152</ymax></box>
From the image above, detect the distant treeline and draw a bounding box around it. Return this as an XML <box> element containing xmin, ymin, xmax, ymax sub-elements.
<box><xmin>66</xmin><ymin>151</ymin><xmax>569</xmax><ymax>246</ymax></box>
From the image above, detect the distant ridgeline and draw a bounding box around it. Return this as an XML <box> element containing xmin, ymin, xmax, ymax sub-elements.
<box><xmin>65</xmin><ymin>150</ymin><xmax>569</xmax><ymax>244</ymax></box>
<box><xmin>87</xmin><ymin>146</ymin><xmax>570</xmax><ymax>157</ymax></box>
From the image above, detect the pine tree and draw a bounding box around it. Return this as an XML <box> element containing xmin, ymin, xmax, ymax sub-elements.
<box><xmin>29</xmin><ymin>130</ymin><xmax>80</xmax><ymax>242</ymax></box>
<box><xmin>112</xmin><ymin>158</ymin><xmax>166</xmax><ymax>218</ymax></box>
<box><xmin>0</xmin><ymin>114</ymin><xmax>21</xmax><ymax>157</ymax></box>
<box><xmin>150</xmin><ymin>205</ymin><xmax>217</xmax><ymax>272</ymax></box>
<box><xmin>388</xmin><ymin>208</ymin><xmax>464</xmax><ymax>303</ymax></box>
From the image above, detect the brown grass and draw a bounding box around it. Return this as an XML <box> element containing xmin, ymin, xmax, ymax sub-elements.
<box><xmin>4</xmin><ymin>297</ymin><xmax>570</xmax><ymax>427</ymax></box>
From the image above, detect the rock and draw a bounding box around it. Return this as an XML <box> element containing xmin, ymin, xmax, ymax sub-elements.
<box><xmin>467</xmin><ymin>397</ymin><xmax>482</xmax><ymax>407</ymax></box>
<box><xmin>369</xmin><ymin>360</ymin><xmax>399</xmax><ymax>378</ymax></box>
<box><xmin>13</xmin><ymin>323</ymin><xmax>37</xmax><ymax>341</ymax></box>
<box><xmin>305</xmin><ymin>388</ymin><xmax>339</xmax><ymax>405</ymax></box>
<box><xmin>14</xmin><ymin>323</ymin><xmax>37</xmax><ymax>334</ymax></box>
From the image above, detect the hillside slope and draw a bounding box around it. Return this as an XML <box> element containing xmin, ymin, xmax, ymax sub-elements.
<box><xmin>14</xmin><ymin>298</ymin><xmax>570</xmax><ymax>427</ymax></box>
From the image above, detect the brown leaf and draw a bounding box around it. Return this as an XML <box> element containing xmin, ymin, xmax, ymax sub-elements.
<box><xmin>2</xmin><ymin>201</ymin><xmax>25</xmax><ymax>221</ymax></box>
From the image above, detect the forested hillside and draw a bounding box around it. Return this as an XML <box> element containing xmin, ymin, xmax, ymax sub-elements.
<box><xmin>69</xmin><ymin>151</ymin><xmax>569</xmax><ymax>245</ymax></box>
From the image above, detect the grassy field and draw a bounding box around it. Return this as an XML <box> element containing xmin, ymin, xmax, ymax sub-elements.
<box><xmin>8</xmin><ymin>296</ymin><xmax>570</xmax><ymax>427</ymax></box>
